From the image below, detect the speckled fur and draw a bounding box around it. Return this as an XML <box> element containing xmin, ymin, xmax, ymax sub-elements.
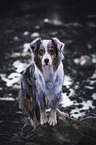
<box><xmin>18</xmin><ymin>38</ymin><xmax>65</xmax><ymax>128</ymax></box>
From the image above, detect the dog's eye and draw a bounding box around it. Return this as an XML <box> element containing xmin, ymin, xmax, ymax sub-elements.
<box><xmin>49</xmin><ymin>49</ymin><xmax>55</xmax><ymax>55</ymax></box>
<box><xmin>38</xmin><ymin>50</ymin><xmax>44</xmax><ymax>56</ymax></box>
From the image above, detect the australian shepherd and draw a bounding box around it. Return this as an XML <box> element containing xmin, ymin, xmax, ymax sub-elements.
<box><xmin>18</xmin><ymin>37</ymin><xmax>67</xmax><ymax>129</ymax></box>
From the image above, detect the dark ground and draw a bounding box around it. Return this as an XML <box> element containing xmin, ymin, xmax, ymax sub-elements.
<box><xmin>0</xmin><ymin>0</ymin><xmax>96</xmax><ymax>145</ymax></box>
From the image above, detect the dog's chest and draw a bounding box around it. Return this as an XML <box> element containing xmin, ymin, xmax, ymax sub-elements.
<box><xmin>35</xmin><ymin>62</ymin><xmax>64</xmax><ymax>99</ymax></box>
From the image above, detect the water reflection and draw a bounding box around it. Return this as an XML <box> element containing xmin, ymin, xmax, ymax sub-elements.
<box><xmin>43</xmin><ymin>17</ymin><xmax>82</xmax><ymax>27</ymax></box>
<box><xmin>0</xmin><ymin>97</ymin><xmax>16</xmax><ymax>101</ymax></box>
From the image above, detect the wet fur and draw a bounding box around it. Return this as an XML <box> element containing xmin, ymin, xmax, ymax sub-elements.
<box><xmin>18</xmin><ymin>38</ymin><xmax>65</xmax><ymax>128</ymax></box>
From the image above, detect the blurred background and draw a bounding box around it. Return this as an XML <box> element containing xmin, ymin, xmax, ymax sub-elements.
<box><xmin>0</xmin><ymin>0</ymin><xmax>96</xmax><ymax>144</ymax></box>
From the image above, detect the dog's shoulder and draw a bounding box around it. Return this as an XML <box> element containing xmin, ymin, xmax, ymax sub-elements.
<box><xmin>22</xmin><ymin>63</ymin><xmax>35</xmax><ymax>79</ymax></box>
<box><xmin>21</xmin><ymin>63</ymin><xmax>37</xmax><ymax>101</ymax></box>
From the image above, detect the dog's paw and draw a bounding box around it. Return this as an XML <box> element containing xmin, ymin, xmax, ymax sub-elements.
<box><xmin>40</xmin><ymin>111</ymin><xmax>47</xmax><ymax>125</ymax></box>
<box><xmin>57</xmin><ymin>108</ymin><xmax>69</xmax><ymax>117</ymax></box>
<box><xmin>48</xmin><ymin>110</ymin><xmax>57</xmax><ymax>126</ymax></box>
<box><xmin>60</xmin><ymin>111</ymin><xmax>69</xmax><ymax>117</ymax></box>
<box><xmin>63</xmin><ymin>112</ymin><xmax>69</xmax><ymax>117</ymax></box>
<box><xmin>48</xmin><ymin>117</ymin><xmax>57</xmax><ymax>126</ymax></box>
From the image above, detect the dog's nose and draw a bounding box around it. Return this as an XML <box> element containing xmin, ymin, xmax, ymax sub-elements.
<box><xmin>44</xmin><ymin>58</ymin><xmax>49</xmax><ymax>65</ymax></box>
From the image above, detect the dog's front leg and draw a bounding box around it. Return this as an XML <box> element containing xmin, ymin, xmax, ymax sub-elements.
<box><xmin>40</xmin><ymin>110</ymin><xmax>48</xmax><ymax>125</ymax></box>
<box><xmin>48</xmin><ymin>109</ymin><xmax>57</xmax><ymax>126</ymax></box>
<box><xmin>38</xmin><ymin>94</ymin><xmax>48</xmax><ymax>125</ymax></box>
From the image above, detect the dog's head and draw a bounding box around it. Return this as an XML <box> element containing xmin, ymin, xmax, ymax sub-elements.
<box><xmin>30</xmin><ymin>38</ymin><xmax>65</xmax><ymax>72</ymax></box>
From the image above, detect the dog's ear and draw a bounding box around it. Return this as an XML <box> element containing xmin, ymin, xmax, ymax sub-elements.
<box><xmin>51</xmin><ymin>37</ymin><xmax>65</xmax><ymax>53</ymax></box>
<box><xmin>30</xmin><ymin>38</ymin><xmax>41</xmax><ymax>52</ymax></box>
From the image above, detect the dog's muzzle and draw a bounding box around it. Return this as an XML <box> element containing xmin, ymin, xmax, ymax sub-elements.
<box><xmin>44</xmin><ymin>58</ymin><xmax>49</xmax><ymax>65</ymax></box>
<box><xmin>42</xmin><ymin>54</ymin><xmax>52</xmax><ymax>66</ymax></box>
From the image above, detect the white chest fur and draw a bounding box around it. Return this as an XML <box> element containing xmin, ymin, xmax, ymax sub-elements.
<box><xmin>35</xmin><ymin>62</ymin><xmax>64</xmax><ymax>99</ymax></box>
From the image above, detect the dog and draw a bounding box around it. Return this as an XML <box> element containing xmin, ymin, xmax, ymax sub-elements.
<box><xmin>18</xmin><ymin>37</ymin><xmax>67</xmax><ymax>129</ymax></box>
